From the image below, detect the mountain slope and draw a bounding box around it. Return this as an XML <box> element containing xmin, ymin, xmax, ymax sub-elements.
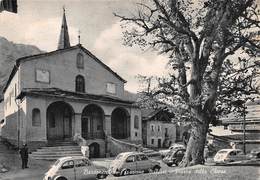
<box><xmin>0</xmin><ymin>37</ymin><xmax>43</xmax><ymax>98</ymax></box>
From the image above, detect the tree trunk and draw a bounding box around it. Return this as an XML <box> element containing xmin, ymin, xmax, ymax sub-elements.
<box><xmin>179</xmin><ymin>116</ymin><xmax>209</xmax><ymax>167</ymax></box>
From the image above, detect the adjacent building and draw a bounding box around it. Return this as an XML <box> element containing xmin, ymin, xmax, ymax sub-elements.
<box><xmin>219</xmin><ymin>100</ymin><xmax>260</xmax><ymax>152</ymax></box>
<box><xmin>1</xmin><ymin>10</ymin><xmax>142</xmax><ymax>157</ymax></box>
<box><xmin>142</xmin><ymin>108</ymin><xmax>177</xmax><ymax>148</ymax></box>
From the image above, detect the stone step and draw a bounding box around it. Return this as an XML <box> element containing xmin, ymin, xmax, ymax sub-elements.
<box><xmin>36</xmin><ymin>148</ymin><xmax>81</xmax><ymax>152</ymax></box>
<box><xmin>32</xmin><ymin>150</ymin><xmax>82</xmax><ymax>155</ymax></box>
<box><xmin>40</xmin><ymin>146</ymin><xmax>80</xmax><ymax>150</ymax></box>
<box><xmin>31</xmin><ymin>153</ymin><xmax>82</xmax><ymax>157</ymax></box>
<box><xmin>31</xmin><ymin>154</ymin><xmax>83</xmax><ymax>160</ymax></box>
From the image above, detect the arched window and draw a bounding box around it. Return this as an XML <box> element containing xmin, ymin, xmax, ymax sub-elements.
<box><xmin>134</xmin><ymin>115</ymin><xmax>139</xmax><ymax>129</ymax></box>
<box><xmin>77</xmin><ymin>53</ymin><xmax>84</xmax><ymax>69</ymax></box>
<box><xmin>32</xmin><ymin>108</ymin><xmax>41</xmax><ymax>126</ymax></box>
<box><xmin>76</xmin><ymin>75</ymin><xmax>85</xmax><ymax>93</ymax></box>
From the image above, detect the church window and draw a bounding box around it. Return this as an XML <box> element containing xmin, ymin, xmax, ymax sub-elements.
<box><xmin>32</xmin><ymin>108</ymin><xmax>41</xmax><ymax>126</ymax></box>
<box><xmin>75</xmin><ymin>75</ymin><xmax>85</xmax><ymax>93</ymax></box>
<box><xmin>77</xmin><ymin>53</ymin><xmax>84</xmax><ymax>69</ymax></box>
<box><xmin>134</xmin><ymin>115</ymin><xmax>139</xmax><ymax>129</ymax></box>
<box><xmin>106</xmin><ymin>83</ymin><xmax>116</xmax><ymax>94</ymax></box>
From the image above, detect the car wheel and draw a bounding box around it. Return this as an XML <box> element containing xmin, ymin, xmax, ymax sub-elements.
<box><xmin>153</xmin><ymin>166</ymin><xmax>160</xmax><ymax>172</ymax></box>
<box><xmin>55</xmin><ymin>177</ymin><xmax>67</xmax><ymax>180</ymax></box>
<box><xmin>122</xmin><ymin>169</ymin><xmax>130</xmax><ymax>176</ymax></box>
<box><xmin>167</xmin><ymin>163</ymin><xmax>173</xmax><ymax>167</ymax></box>
<box><xmin>97</xmin><ymin>173</ymin><xmax>107</xmax><ymax>179</ymax></box>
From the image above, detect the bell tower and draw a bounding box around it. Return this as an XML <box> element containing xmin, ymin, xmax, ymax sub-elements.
<box><xmin>57</xmin><ymin>7</ymin><xmax>71</xmax><ymax>49</ymax></box>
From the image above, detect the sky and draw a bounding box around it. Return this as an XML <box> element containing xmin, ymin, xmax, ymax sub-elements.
<box><xmin>0</xmin><ymin>0</ymin><xmax>169</xmax><ymax>93</ymax></box>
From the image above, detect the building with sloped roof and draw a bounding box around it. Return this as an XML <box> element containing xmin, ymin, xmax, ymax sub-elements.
<box><xmin>141</xmin><ymin>108</ymin><xmax>177</xmax><ymax>148</ymax></box>
<box><xmin>1</xmin><ymin>10</ymin><xmax>141</xmax><ymax>157</ymax></box>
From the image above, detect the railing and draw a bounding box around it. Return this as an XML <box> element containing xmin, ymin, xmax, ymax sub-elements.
<box><xmin>111</xmin><ymin>132</ymin><xmax>130</xmax><ymax>139</ymax></box>
<box><xmin>73</xmin><ymin>133</ymin><xmax>87</xmax><ymax>146</ymax></box>
<box><xmin>82</xmin><ymin>132</ymin><xmax>105</xmax><ymax>139</ymax></box>
<box><xmin>229</xmin><ymin>124</ymin><xmax>260</xmax><ymax>131</ymax></box>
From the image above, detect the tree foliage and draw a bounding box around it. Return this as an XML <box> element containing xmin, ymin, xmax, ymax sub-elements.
<box><xmin>116</xmin><ymin>0</ymin><xmax>260</xmax><ymax>166</ymax></box>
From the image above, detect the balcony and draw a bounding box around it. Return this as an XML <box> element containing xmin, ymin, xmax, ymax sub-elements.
<box><xmin>82</xmin><ymin>132</ymin><xmax>105</xmax><ymax>139</ymax></box>
<box><xmin>229</xmin><ymin>124</ymin><xmax>260</xmax><ymax>131</ymax></box>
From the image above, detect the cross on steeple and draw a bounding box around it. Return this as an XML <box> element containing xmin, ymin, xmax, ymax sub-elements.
<box><xmin>78</xmin><ymin>30</ymin><xmax>81</xmax><ymax>44</ymax></box>
<box><xmin>58</xmin><ymin>6</ymin><xmax>71</xmax><ymax>49</ymax></box>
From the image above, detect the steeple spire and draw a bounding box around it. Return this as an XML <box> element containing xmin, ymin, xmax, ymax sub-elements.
<box><xmin>58</xmin><ymin>7</ymin><xmax>71</xmax><ymax>49</ymax></box>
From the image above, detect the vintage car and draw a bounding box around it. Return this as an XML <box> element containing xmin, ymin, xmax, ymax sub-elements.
<box><xmin>109</xmin><ymin>151</ymin><xmax>161</xmax><ymax>176</ymax></box>
<box><xmin>214</xmin><ymin>149</ymin><xmax>249</xmax><ymax>164</ymax></box>
<box><xmin>162</xmin><ymin>148</ymin><xmax>185</xmax><ymax>166</ymax></box>
<box><xmin>159</xmin><ymin>143</ymin><xmax>185</xmax><ymax>158</ymax></box>
<box><xmin>43</xmin><ymin>156</ymin><xmax>108</xmax><ymax>180</ymax></box>
<box><xmin>248</xmin><ymin>148</ymin><xmax>260</xmax><ymax>159</ymax></box>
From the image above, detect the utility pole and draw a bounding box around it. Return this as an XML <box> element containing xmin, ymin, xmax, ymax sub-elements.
<box><xmin>242</xmin><ymin>102</ymin><xmax>246</xmax><ymax>154</ymax></box>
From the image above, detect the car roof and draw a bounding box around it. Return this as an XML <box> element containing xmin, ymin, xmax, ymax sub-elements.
<box><xmin>218</xmin><ymin>149</ymin><xmax>242</xmax><ymax>152</ymax></box>
<box><xmin>58</xmin><ymin>156</ymin><xmax>86</xmax><ymax>162</ymax></box>
<box><xmin>118</xmin><ymin>151</ymin><xmax>145</xmax><ymax>157</ymax></box>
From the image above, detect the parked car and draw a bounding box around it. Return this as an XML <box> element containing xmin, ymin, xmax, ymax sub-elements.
<box><xmin>214</xmin><ymin>149</ymin><xmax>249</xmax><ymax>164</ymax></box>
<box><xmin>43</xmin><ymin>156</ymin><xmax>108</xmax><ymax>180</ymax></box>
<box><xmin>109</xmin><ymin>152</ymin><xmax>161</xmax><ymax>176</ymax></box>
<box><xmin>248</xmin><ymin>148</ymin><xmax>260</xmax><ymax>159</ymax></box>
<box><xmin>159</xmin><ymin>143</ymin><xmax>185</xmax><ymax>158</ymax></box>
<box><xmin>162</xmin><ymin>148</ymin><xmax>185</xmax><ymax>166</ymax></box>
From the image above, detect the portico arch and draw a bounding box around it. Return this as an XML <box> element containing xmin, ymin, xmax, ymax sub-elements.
<box><xmin>81</xmin><ymin>104</ymin><xmax>105</xmax><ymax>139</ymax></box>
<box><xmin>111</xmin><ymin>107</ymin><xmax>130</xmax><ymax>139</ymax></box>
<box><xmin>46</xmin><ymin>101</ymin><xmax>74</xmax><ymax>140</ymax></box>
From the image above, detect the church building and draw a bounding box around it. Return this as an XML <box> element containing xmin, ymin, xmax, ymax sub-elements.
<box><xmin>1</xmin><ymin>10</ymin><xmax>142</xmax><ymax>157</ymax></box>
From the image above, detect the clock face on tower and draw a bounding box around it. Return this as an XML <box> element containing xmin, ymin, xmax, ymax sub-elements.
<box><xmin>36</xmin><ymin>69</ymin><xmax>50</xmax><ymax>83</ymax></box>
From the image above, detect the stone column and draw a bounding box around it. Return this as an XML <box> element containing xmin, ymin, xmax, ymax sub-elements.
<box><xmin>104</xmin><ymin>115</ymin><xmax>111</xmax><ymax>136</ymax></box>
<box><xmin>104</xmin><ymin>115</ymin><xmax>111</xmax><ymax>157</ymax></box>
<box><xmin>74</xmin><ymin>113</ymin><xmax>82</xmax><ymax>136</ymax></box>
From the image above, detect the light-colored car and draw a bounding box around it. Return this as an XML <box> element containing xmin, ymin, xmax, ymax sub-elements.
<box><xmin>214</xmin><ymin>149</ymin><xmax>249</xmax><ymax>164</ymax></box>
<box><xmin>109</xmin><ymin>152</ymin><xmax>161</xmax><ymax>176</ymax></box>
<box><xmin>43</xmin><ymin>156</ymin><xmax>108</xmax><ymax>180</ymax></box>
<box><xmin>159</xmin><ymin>144</ymin><xmax>185</xmax><ymax>158</ymax></box>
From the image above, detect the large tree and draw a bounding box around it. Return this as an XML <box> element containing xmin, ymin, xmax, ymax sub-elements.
<box><xmin>115</xmin><ymin>0</ymin><xmax>260</xmax><ymax>166</ymax></box>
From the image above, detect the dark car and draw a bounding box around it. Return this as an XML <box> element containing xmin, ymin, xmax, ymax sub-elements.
<box><xmin>162</xmin><ymin>148</ymin><xmax>185</xmax><ymax>166</ymax></box>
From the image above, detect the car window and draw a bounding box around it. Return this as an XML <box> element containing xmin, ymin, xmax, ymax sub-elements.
<box><xmin>126</xmin><ymin>155</ymin><xmax>135</xmax><ymax>163</ymax></box>
<box><xmin>176</xmin><ymin>150</ymin><xmax>184</xmax><ymax>156</ymax></box>
<box><xmin>137</xmin><ymin>154</ymin><xmax>148</xmax><ymax>161</ymax></box>
<box><xmin>75</xmin><ymin>159</ymin><xmax>88</xmax><ymax>167</ymax></box>
<box><xmin>61</xmin><ymin>160</ymin><xmax>74</xmax><ymax>169</ymax></box>
<box><xmin>229</xmin><ymin>151</ymin><xmax>237</xmax><ymax>156</ymax></box>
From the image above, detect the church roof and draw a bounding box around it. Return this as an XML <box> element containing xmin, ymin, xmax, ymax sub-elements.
<box><xmin>3</xmin><ymin>44</ymin><xmax>127</xmax><ymax>93</ymax></box>
<box><xmin>16</xmin><ymin>88</ymin><xmax>135</xmax><ymax>105</ymax></box>
<box><xmin>141</xmin><ymin>107</ymin><xmax>174</xmax><ymax>122</ymax></box>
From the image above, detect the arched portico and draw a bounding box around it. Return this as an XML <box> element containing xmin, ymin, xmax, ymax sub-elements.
<box><xmin>46</xmin><ymin>101</ymin><xmax>74</xmax><ymax>140</ymax></box>
<box><xmin>81</xmin><ymin>104</ymin><xmax>105</xmax><ymax>139</ymax></box>
<box><xmin>111</xmin><ymin>107</ymin><xmax>130</xmax><ymax>139</ymax></box>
